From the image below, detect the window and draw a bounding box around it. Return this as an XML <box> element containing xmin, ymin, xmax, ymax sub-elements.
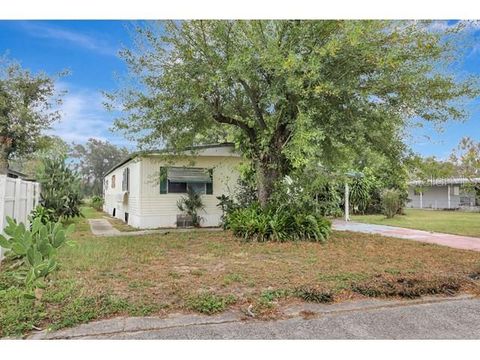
<box><xmin>414</xmin><ymin>188</ymin><xmax>422</xmax><ymax>196</ymax></box>
<box><xmin>122</xmin><ymin>167</ymin><xmax>130</xmax><ymax>191</ymax></box>
<box><xmin>111</xmin><ymin>175</ymin><xmax>116</xmax><ymax>188</ymax></box>
<box><xmin>453</xmin><ymin>186</ymin><xmax>460</xmax><ymax>196</ymax></box>
<box><xmin>160</xmin><ymin>167</ymin><xmax>213</xmax><ymax>195</ymax></box>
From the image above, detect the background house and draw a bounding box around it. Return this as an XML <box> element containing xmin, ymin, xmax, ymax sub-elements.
<box><xmin>103</xmin><ymin>143</ymin><xmax>243</xmax><ymax>228</ymax></box>
<box><xmin>407</xmin><ymin>178</ymin><xmax>480</xmax><ymax>209</ymax></box>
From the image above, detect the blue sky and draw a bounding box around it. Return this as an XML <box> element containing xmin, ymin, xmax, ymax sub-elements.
<box><xmin>0</xmin><ymin>20</ymin><xmax>479</xmax><ymax>158</ymax></box>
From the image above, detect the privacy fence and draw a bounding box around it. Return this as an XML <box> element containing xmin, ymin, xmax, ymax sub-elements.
<box><xmin>0</xmin><ymin>174</ymin><xmax>41</xmax><ymax>260</ymax></box>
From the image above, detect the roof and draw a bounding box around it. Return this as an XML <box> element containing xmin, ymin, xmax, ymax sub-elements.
<box><xmin>7</xmin><ymin>169</ymin><xmax>27</xmax><ymax>179</ymax></box>
<box><xmin>408</xmin><ymin>178</ymin><xmax>480</xmax><ymax>186</ymax></box>
<box><xmin>103</xmin><ymin>143</ymin><xmax>237</xmax><ymax>177</ymax></box>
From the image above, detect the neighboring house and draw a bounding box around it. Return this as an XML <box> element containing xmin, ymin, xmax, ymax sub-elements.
<box><xmin>407</xmin><ymin>178</ymin><xmax>480</xmax><ymax>209</ymax></box>
<box><xmin>103</xmin><ymin>143</ymin><xmax>243</xmax><ymax>228</ymax></box>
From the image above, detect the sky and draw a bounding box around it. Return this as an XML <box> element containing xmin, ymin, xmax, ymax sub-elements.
<box><xmin>0</xmin><ymin>20</ymin><xmax>479</xmax><ymax>158</ymax></box>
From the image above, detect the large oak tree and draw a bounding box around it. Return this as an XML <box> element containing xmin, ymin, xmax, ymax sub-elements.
<box><xmin>108</xmin><ymin>20</ymin><xmax>478</xmax><ymax>206</ymax></box>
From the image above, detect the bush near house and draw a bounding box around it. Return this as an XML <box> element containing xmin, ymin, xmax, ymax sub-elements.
<box><xmin>90</xmin><ymin>196</ymin><xmax>104</xmax><ymax>211</ymax></box>
<box><xmin>381</xmin><ymin>189</ymin><xmax>403</xmax><ymax>219</ymax></box>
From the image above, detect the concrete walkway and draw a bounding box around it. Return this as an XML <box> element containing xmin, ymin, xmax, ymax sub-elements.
<box><xmin>88</xmin><ymin>218</ymin><xmax>222</xmax><ymax>237</ymax></box>
<box><xmin>27</xmin><ymin>295</ymin><xmax>480</xmax><ymax>339</ymax></box>
<box><xmin>333</xmin><ymin>220</ymin><xmax>480</xmax><ymax>252</ymax></box>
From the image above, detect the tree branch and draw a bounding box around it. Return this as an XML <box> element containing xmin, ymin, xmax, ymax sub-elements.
<box><xmin>238</xmin><ymin>79</ymin><xmax>267</xmax><ymax>130</ymax></box>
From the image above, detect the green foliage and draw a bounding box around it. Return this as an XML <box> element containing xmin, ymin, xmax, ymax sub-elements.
<box><xmin>227</xmin><ymin>203</ymin><xmax>331</xmax><ymax>242</ymax></box>
<box><xmin>186</xmin><ymin>292</ymin><xmax>237</xmax><ymax>314</ymax></box>
<box><xmin>37</xmin><ymin>156</ymin><xmax>83</xmax><ymax>221</ymax></box>
<box><xmin>29</xmin><ymin>205</ymin><xmax>56</xmax><ymax>225</ymax></box>
<box><xmin>90</xmin><ymin>196</ymin><xmax>104</xmax><ymax>211</ymax></box>
<box><xmin>0</xmin><ymin>217</ymin><xmax>75</xmax><ymax>293</ymax></box>
<box><xmin>381</xmin><ymin>189</ymin><xmax>403</xmax><ymax>218</ymax></box>
<box><xmin>70</xmin><ymin>138</ymin><xmax>129</xmax><ymax>196</ymax></box>
<box><xmin>108</xmin><ymin>20</ymin><xmax>479</xmax><ymax>205</ymax></box>
<box><xmin>177</xmin><ymin>187</ymin><xmax>205</xmax><ymax>227</ymax></box>
<box><xmin>0</xmin><ymin>56</ymin><xmax>65</xmax><ymax>172</ymax></box>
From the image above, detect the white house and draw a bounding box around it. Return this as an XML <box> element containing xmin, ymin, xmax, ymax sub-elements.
<box><xmin>103</xmin><ymin>143</ymin><xmax>244</xmax><ymax>229</ymax></box>
<box><xmin>407</xmin><ymin>178</ymin><xmax>480</xmax><ymax>209</ymax></box>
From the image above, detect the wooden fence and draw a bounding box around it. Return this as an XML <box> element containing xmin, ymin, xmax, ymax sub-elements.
<box><xmin>0</xmin><ymin>174</ymin><xmax>40</xmax><ymax>260</ymax></box>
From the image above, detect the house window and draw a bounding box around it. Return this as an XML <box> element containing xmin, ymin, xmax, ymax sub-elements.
<box><xmin>122</xmin><ymin>167</ymin><xmax>130</xmax><ymax>191</ymax></box>
<box><xmin>160</xmin><ymin>167</ymin><xmax>213</xmax><ymax>195</ymax></box>
<box><xmin>453</xmin><ymin>186</ymin><xmax>460</xmax><ymax>196</ymax></box>
<box><xmin>414</xmin><ymin>188</ymin><xmax>422</xmax><ymax>195</ymax></box>
<box><xmin>111</xmin><ymin>175</ymin><xmax>116</xmax><ymax>188</ymax></box>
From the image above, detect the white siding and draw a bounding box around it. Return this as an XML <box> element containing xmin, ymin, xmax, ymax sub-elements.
<box><xmin>103</xmin><ymin>149</ymin><xmax>243</xmax><ymax>229</ymax></box>
<box><xmin>407</xmin><ymin>185</ymin><xmax>461</xmax><ymax>209</ymax></box>
<box><xmin>103</xmin><ymin>160</ymin><xmax>141</xmax><ymax>225</ymax></box>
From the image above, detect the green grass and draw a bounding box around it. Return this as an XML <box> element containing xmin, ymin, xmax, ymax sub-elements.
<box><xmin>1</xmin><ymin>206</ymin><xmax>480</xmax><ymax>337</ymax></box>
<box><xmin>352</xmin><ymin>209</ymin><xmax>480</xmax><ymax>237</ymax></box>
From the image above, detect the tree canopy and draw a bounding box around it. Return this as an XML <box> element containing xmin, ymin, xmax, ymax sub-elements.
<box><xmin>0</xmin><ymin>57</ymin><xmax>64</xmax><ymax>174</ymax></box>
<box><xmin>70</xmin><ymin>138</ymin><xmax>129</xmax><ymax>196</ymax></box>
<box><xmin>108</xmin><ymin>20</ymin><xmax>479</xmax><ymax>206</ymax></box>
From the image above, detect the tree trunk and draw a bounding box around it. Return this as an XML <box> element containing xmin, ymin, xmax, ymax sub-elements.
<box><xmin>0</xmin><ymin>136</ymin><xmax>11</xmax><ymax>175</ymax></box>
<box><xmin>256</xmin><ymin>159</ymin><xmax>281</xmax><ymax>208</ymax></box>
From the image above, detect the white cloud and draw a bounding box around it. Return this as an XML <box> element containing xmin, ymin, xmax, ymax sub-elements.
<box><xmin>48</xmin><ymin>84</ymin><xmax>133</xmax><ymax>148</ymax></box>
<box><xmin>17</xmin><ymin>21</ymin><xmax>118</xmax><ymax>57</ymax></box>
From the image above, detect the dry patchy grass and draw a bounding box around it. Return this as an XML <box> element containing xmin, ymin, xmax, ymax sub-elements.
<box><xmin>2</xmin><ymin>207</ymin><xmax>480</xmax><ymax>336</ymax></box>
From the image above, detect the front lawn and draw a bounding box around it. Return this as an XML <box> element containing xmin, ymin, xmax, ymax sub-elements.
<box><xmin>1</xmin><ymin>207</ymin><xmax>480</xmax><ymax>337</ymax></box>
<box><xmin>352</xmin><ymin>209</ymin><xmax>480</xmax><ymax>237</ymax></box>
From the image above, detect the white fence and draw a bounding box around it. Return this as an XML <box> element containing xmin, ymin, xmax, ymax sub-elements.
<box><xmin>0</xmin><ymin>174</ymin><xmax>41</xmax><ymax>260</ymax></box>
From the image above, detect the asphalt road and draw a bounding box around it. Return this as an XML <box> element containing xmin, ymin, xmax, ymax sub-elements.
<box><xmin>28</xmin><ymin>296</ymin><xmax>480</xmax><ymax>339</ymax></box>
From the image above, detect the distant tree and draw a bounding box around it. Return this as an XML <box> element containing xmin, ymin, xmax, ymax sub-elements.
<box><xmin>450</xmin><ymin>137</ymin><xmax>480</xmax><ymax>204</ymax></box>
<box><xmin>108</xmin><ymin>20</ymin><xmax>479</xmax><ymax>207</ymax></box>
<box><xmin>10</xmin><ymin>135</ymin><xmax>70</xmax><ymax>177</ymax></box>
<box><xmin>70</xmin><ymin>138</ymin><xmax>129</xmax><ymax>196</ymax></box>
<box><xmin>451</xmin><ymin>137</ymin><xmax>480</xmax><ymax>179</ymax></box>
<box><xmin>0</xmin><ymin>57</ymin><xmax>65</xmax><ymax>174</ymax></box>
<box><xmin>408</xmin><ymin>155</ymin><xmax>457</xmax><ymax>182</ymax></box>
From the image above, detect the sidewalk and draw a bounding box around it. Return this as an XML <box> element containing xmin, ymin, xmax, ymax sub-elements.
<box><xmin>333</xmin><ymin>220</ymin><xmax>480</xmax><ymax>251</ymax></box>
<box><xmin>88</xmin><ymin>218</ymin><xmax>223</xmax><ymax>237</ymax></box>
<box><xmin>27</xmin><ymin>295</ymin><xmax>480</xmax><ymax>339</ymax></box>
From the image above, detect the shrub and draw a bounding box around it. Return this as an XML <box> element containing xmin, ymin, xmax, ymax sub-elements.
<box><xmin>90</xmin><ymin>195</ymin><xmax>104</xmax><ymax>211</ymax></box>
<box><xmin>29</xmin><ymin>205</ymin><xmax>56</xmax><ymax>225</ymax></box>
<box><xmin>0</xmin><ymin>217</ymin><xmax>75</xmax><ymax>297</ymax></box>
<box><xmin>177</xmin><ymin>187</ymin><xmax>205</xmax><ymax>227</ymax></box>
<box><xmin>226</xmin><ymin>203</ymin><xmax>331</xmax><ymax>242</ymax></box>
<box><xmin>381</xmin><ymin>189</ymin><xmax>402</xmax><ymax>218</ymax></box>
<box><xmin>186</xmin><ymin>292</ymin><xmax>236</xmax><ymax>314</ymax></box>
<box><xmin>37</xmin><ymin>156</ymin><xmax>83</xmax><ymax>221</ymax></box>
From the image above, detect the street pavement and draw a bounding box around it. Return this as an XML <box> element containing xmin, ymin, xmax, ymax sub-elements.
<box><xmin>28</xmin><ymin>295</ymin><xmax>480</xmax><ymax>339</ymax></box>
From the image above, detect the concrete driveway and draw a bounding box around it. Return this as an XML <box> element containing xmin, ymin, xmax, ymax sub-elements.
<box><xmin>333</xmin><ymin>220</ymin><xmax>480</xmax><ymax>251</ymax></box>
<box><xmin>28</xmin><ymin>296</ymin><xmax>480</xmax><ymax>339</ymax></box>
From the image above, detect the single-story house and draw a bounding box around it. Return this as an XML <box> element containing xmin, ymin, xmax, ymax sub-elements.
<box><xmin>103</xmin><ymin>143</ymin><xmax>244</xmax><ymax>229</ymax></box>
<box><xmin>407</xmin><ymin>178</ymin><xmax>480</xmax><ymax>209</ymax></box>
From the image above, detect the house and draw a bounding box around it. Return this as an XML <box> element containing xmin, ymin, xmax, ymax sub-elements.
<box><xmin>103</xmin><ymin>143</ymin><xmax>244</xmax><ymax>228</ymax></box>
<box><xmin>407</xmin><ymin>178</ymin><xmax>480</xmax><ymax>209</ymax></box>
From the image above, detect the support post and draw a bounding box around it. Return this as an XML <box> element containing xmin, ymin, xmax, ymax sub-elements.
<box><xmin>420</xmin><ymin>191</ymin><xmax>423</xmax><ymax>209</ymax></box>
<box><xmin>447</xmin><ymin>185</ymin><xmax>451</xmax><ymax>209</ymax></box>
<box><xmin>345</xmin><ymin>182</ymin><xmax>350</xmax><ymax>222</ymax></box>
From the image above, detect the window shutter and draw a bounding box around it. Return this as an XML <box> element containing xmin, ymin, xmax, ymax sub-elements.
<box><xmin>160</xmin><ymin>167</ymin><xmax>168</xmax><ymax>194</ymax></box>
<box><xmin>206</xmin><ymin>169</ymin><xmax>213</xmax><ymax>195</ymax></box>
<box><xmin>126</xmin><ymin>168</ymin><xmax>130</xmax><ymax>191</ymax></box>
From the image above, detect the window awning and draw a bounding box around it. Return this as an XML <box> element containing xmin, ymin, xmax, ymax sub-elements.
<box><xmin>167</xmin><ymin>167</ymin><xmax>211</xmax><ymax>183</ymax></box>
